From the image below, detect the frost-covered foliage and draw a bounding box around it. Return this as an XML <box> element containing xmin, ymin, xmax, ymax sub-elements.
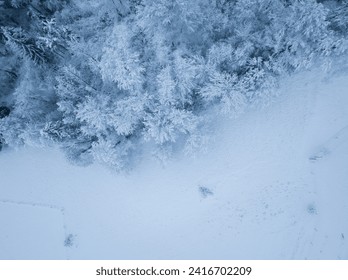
<box><xmin>1</xmin><ymin>0</ymin><xmax>347</xmax><ymax>170</ymax></box>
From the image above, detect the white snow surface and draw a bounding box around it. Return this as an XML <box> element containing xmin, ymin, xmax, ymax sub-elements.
<box><xmin>0</xmin><ymin>69</ymin><xmax>347</xmax><ymax>259</ymax></box>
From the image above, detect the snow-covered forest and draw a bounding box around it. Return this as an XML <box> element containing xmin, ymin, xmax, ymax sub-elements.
<box><xmin>1</xmin><ymin>0</ymin><xmax>348</xmax><ymax>170</ymax></box>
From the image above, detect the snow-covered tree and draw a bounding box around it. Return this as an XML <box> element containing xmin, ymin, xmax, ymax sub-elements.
<box><xmin>1</xmin><ymin>0</ymin><xmax>348</xmax><ymax>170</ymax></box>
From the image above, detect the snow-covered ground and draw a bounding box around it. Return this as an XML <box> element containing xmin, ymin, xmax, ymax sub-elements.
<box><xmin>0</xmin><ymin>69</ymin><xmax>347</xmax><ymax>259</ymax></box>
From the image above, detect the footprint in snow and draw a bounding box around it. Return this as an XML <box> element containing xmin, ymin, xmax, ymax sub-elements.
<box><xmin>198</xmin><ymin>186</ymin><xmax>214</xmax><ymax>198</ymax></box>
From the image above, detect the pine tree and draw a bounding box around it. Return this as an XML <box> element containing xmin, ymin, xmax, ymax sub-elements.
<box><xmin>1</xmin><ymin>0</ymin><xmax>347</xmax><ymax>169</ymax></box>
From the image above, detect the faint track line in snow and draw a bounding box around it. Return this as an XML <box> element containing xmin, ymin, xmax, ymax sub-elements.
<box><xmin>309</xmin><ymin>125</ymin><xmax>348</xmax><ymax>162</ymax></box>
<box><xmin>291</xmin><ymin>175</ymin><xmax>320</xmax><ymax>259</ymax></box>
<box><xmin>338</xmin><ymin>233</ymin><xmax>346</xmax><ymax>259</ymax></box>
<box><xmin>289</xmin><ymin>156</ymin><xmax>320</xmax><ymax>258</ymax></box>
<box><xmin>0</xmin><ymin>199</ymin><xmax>64</xmax><ymax>212</ymax></box>
<box><xmin>290</xmin><ymin>216</ymin><xmax>318</xmax><ymax>259</ymax></box>
<box><xmin>0</xmin><ymin>199</ymin><xmax>72</xmax><ymax>259</ymax></box>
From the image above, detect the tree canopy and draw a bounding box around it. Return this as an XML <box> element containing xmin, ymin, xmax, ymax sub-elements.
<box><xmin>1</xmin><ymin>0</ymin><xmax>347</xmax><ymax>170</ymax></box>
